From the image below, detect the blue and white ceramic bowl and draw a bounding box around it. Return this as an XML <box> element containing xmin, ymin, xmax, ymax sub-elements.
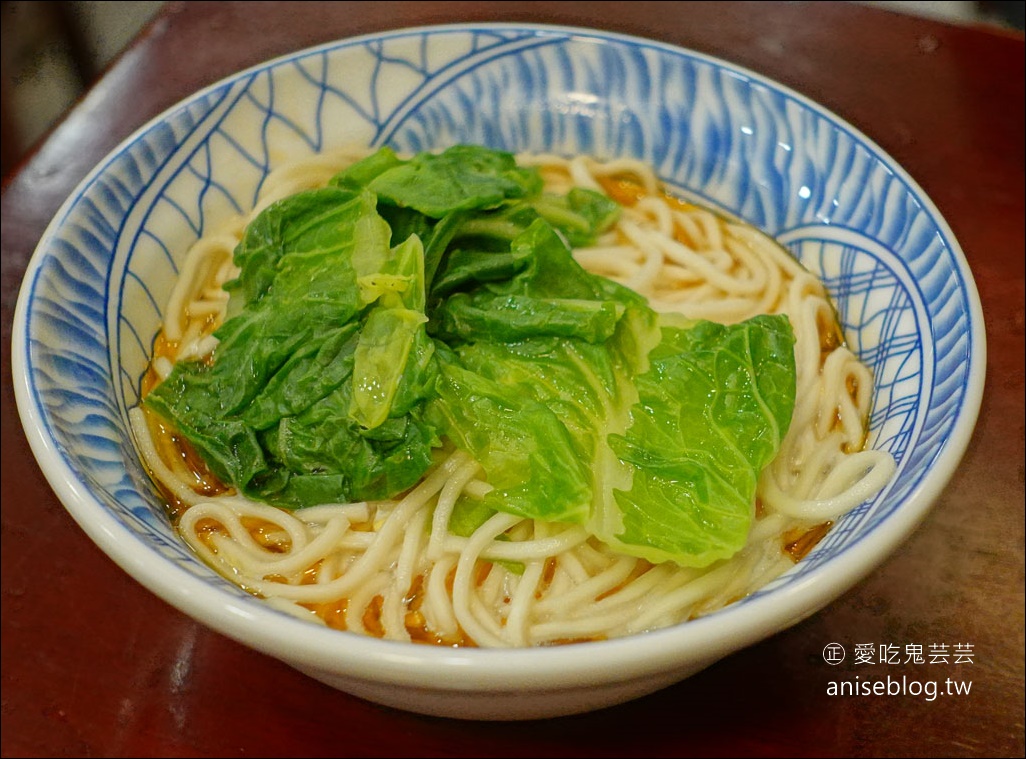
<box><xmin>13</xmin><ymin>24</ymin><xmax>985</xmax><ymax>720</ymax></box>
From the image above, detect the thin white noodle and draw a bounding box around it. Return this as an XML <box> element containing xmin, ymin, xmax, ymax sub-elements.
<box><xmin>532</xmin><ymin>555</ymin><xmax>637</xmax><ymax>615</ymax></box>
<box><xmin>135</xmin><ymin>149</ymin><xmax>896</xmax><ymax>647</ymax></box>
<box><xmin>382</xmin><ymin>505</ymin><xmax>428</xmax><ymax>642</ymax></box>
<box><xmin>130</xmin><ymin>407</ymin><xmax>204</xmax><ymax>507</ymax></box>
<box><xmin>440</xmin><ymin>526</ymin><xmax>590</xmax><ymax>561</ymax></box>
<box><xmin>451</xmin><ymin>512</ymin><xmax>521</xmax><ymax>647</ymax></box>
<box><xmin>422</xmin><ymin>553</ymin><xmax>459</xmax><ymax>638</ymax></box>
<box><xmin>345</xmin><ymin>572</ymin><xmax>390</xmax><ymax>637</ymax></box>
<box><xmin>162</xmin><ymin>234</ymin><xmax>238</xmax><ymax>342</ymax></box>
<box><xmin>505</xmin><ymin>557</ymin><xmax>547</xmax><ymax>647</ymax></box>
<box><xmin>761</xmin><ymin>450</ymin><xmax>896</xmax><ymax>522</ymax></box>
<box><xmin>427</xmin><ymin>451</ymin><xmax>478</xmax><ymax>560</ymax></box>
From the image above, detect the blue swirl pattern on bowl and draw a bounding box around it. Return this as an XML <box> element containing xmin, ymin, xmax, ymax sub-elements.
<box><xmin>19</xmin><ymin>26</ymin><xmax>978</xmax><ymax>608</ymax></box>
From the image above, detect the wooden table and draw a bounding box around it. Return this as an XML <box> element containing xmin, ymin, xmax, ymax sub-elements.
<box><xmin>2</xmin><ymin>2</ymin><xmax>1023</xmax><ymax>756</ymax></box>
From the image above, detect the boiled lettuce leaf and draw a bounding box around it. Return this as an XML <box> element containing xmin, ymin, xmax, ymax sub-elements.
<box><xmin>329</xmin><ymin>146</ymin><xmax>619</xmax><ymax>299</ymax></box>
<box><xmin>145</xmin><ymin>145</ymin><xmax>797</xmax><ymax>567</ymax></box>
<box><xmin>430</xmin><ymin>218</ymin><xmax>639</xmax><ymax>343</ymax></box>
<box><xmin>225</xmin><ymin>186</ymin><xmax>380</xmax><ymax>309</ymax></box>
<box><xmin>426</xmin><ymin>224</ymin><xmax>795</xmax><ymax>565</ymax></box>
<box><xmin>363</xmin><ymin>144</ymin><xmax>542</xmax><ymax>218</ymax></box>
<box><xmin>424</xmin><ymin>220</ymin><xmax>652</xmax><ymax>526</ymax></box>
<box><xmin>430</xmin><ymin>317</ymin><xmax>796</xmax><ymax>565</ymax></box>
<box><xmin>329</xmin><ymin>146</ymin><xmax>404</xmax><ymax>190</ymax></box>
<box><xmin>429</xmin><ymin>349</ymin><xmax>593</xmax><ymax>523</ymax></box>
<box><xmin>599</xmin><ymin>315</ymin><xmax>796</xmax><ymax>566</ymax></box>
<box><xmin>528</xmin><ymin>188</ymin><xmax>622</xmax><ymax>247</ymax></box>
<box><xmin>349</xmin><ymin>234</ymin><xmax>435</xmax><ymax>430</ymax></box>
<box><xmin>145</xmin><ymin>187</ymin><xmax>438</xmax><ymax>507</ymax></box>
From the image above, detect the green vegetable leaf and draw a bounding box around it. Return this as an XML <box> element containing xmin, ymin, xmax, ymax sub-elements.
<box><xmin>146</xmin><ymin>145</ymin><xmax>797</xmax><ymax>568</ymax></box>
<box><xmin>424</xmin><ymin>220</ymin><xmax>654</xmax><ymax>527</ymax></box>
<box><xmin>527</xmin><ymin>188</ymin><xmax>621</xmax><ymax>246</ymax></box>
<box><xmin>329</xmin><ymin>146</ymin><xmax>403</xmax><ymax>190</ymax></box>
<box><xmin>427</xmin><ymin>352</ymin><xmax>593</xmax><ymax>523</ymax></box>
<box><xmin>599</xmin><ymin>315</ymin><xmax>796</xmax><ymax>566</ymax></box>
<box><xmin>366</xmin><ymin>145</ymin><xmax>542</xmax><ymax>218</ymax></box>
<box><xmin>145</xmin><ymin>186</ymin><xmax>437</xmax><ymax>507</ymax></box>
<box><xmin>350</xmin><ymin>235</ymin><xmax>436</xmax><ymax>430</ymax></box>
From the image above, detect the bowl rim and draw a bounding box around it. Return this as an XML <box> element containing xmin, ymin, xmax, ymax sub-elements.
<box><xmin>11</xmin><ymin>20</ymin><xmax>987</xmax><ymax>689</ymax></box>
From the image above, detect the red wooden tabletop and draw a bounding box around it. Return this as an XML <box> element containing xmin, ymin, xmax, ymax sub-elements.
<box><xmin>2</xmin><ymin>2</ymin><xmax>1023</xmax><ymax>756</ymax></box>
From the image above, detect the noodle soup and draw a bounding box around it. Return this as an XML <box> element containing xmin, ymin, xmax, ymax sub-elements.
<box><xmin>132</xmin><ymin>146</ymin><xmax>895</xmax><ymax>647</ymax></box>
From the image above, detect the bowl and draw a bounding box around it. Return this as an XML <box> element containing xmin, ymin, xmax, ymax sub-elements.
<box><xmin>12</xmin><ymin>23</ymin><xmax>985</xmax><ymax>720</ymax></box>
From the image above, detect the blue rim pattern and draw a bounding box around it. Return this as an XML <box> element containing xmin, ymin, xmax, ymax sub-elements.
<box><xmin>19</xmin><ymin>25</ymin><xmax>978</xmax><ymax>611</ymax></box>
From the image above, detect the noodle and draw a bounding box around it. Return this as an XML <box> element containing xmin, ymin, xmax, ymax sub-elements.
<box><xmin>132</xmin><ymin>147</ymin><xmax>896</xmax><ymax>647</ymax></box>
